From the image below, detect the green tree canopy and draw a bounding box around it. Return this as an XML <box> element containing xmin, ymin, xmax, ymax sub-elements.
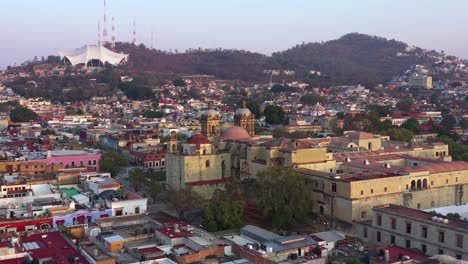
<box><xmin>396</xmin><ymin>97</ymin><xmax>414</xmax><ymax>112</ymax></box>
<box><xmin>382</xmin><ymin>127</ymin><xmax>413</xmax><ymax>142</ymax></box>
<box><xmin>256</xmin><ymin>167</ymin><xmax>312</xmax><ymax>229</ymax></box>
<box><xmin>300</xmin><ymin>93</ymin><xmax>326</xmax><ymax>105</ymax></box>
<box><xmin>165</xmin><ymin>188</ymin><xmax>204</xmax><ymax>221</ymax></box>
<box><xmin>202</xmin><ymin>187</ymin><xmax>244</xmax><ymax>232</ymax></box>
<box><xmin>40</xmin><ymin>129</ymin><xmax>56</xmax><ymax>136</ymax></box>
<box><xmin>128</xmin><ymin>168</ymin><xmax>145</xmax><ymax>192</ymax></box>
<box><xmin>10</xmin><ymin>106</ymin><xmax>38</xmax><ymax>122</ymax></box>
<box><xmin>142</xmin><ymin>110</ymin><xmax>164</xmax><ymax>118</ymax></box>
<box><xmin>173</xmin><ymin>78</ymin><xmax>186</xmax><ymax>87</ymax></box>
<box><xmin>264</xmin><ymin>105</ymin><xmax>285</xmax><ymax>125</ymax></box>
<box><xmin>99</xmin><ymin>151</ymin><xmax>128</xmax><ymax>177</ymax></box>
<box><xmin>401</xmin><ymin>118</ymin><xmax>420</xmax><ymax>133</ymax></box>
<box><xmin>440</xmin><ymin>114</ymin><xmax>456</xmax><ymax>131</ymax></box>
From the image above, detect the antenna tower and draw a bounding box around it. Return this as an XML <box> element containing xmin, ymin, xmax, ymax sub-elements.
<box><xmin>102</xmin><ymin>0</ymin><xmax>108</xmax><ymax>45</ymax></box>
<box><xmin>98</xmin><ymin>20</ymin><xmax>101</xmax><ymax>46</ymax></box>
<box><xmin>132</xmin><ymin>20</ymin><xmax>136</xmax><ymax>45</ymax></box>
<box><xmin>111</xmin><ymin>16</ymin><xmax>116</xmax><ymax>48</ymax></box>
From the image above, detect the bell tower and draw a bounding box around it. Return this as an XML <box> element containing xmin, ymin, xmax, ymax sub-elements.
<box><xmin>201</xmin><ymin>102</ymin><xmax>221</xmax><ymax>138</ymax></box>
<box><xmin>235</xmin><ymin>100</ymin><xmax>255</xmax><ymax>135</ymax></box>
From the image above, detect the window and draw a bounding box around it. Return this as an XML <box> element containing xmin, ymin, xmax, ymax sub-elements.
<box><xmin>421</xmin><ymin>244</ymin><xmax>427</xmax><ymax>253</ymax></box>
<box><xmin>456</xmin><ymin>255</ymin><xmax>462</xmax><ymax>260</ymax></box>
<box><xmin>431</xmin><ymin>181</ymin><xmax>434</xmax><ymax>185</ymax></box>
<box><xmin>438</xmin><ymin>249</ymin><xmax>444</xmax><ymax>255</ymax></box>
<box><xmin>205</xmin><ymin>160</ymin><xmax>210</xmax><ymax>168</ymax></box>
<box><xmin>331</xmin><ymin>183</ymin><xmax>337</xmax><ymax>193</ymax></box>
<box><xmin>421</xmin><ymin>226</ymin><xmax>428</xmax><ymax>238</ymax></box>
<box><xmin>405</xmin><ymin>240</ymin><xmax>411</xmax><ymax>248</ymax></box>
<box><xmin>456</xmin><ymin>177</ymin><xmax>458</xmax><ymax>182</ymax></box>
<box><xmin>361</xmin><ymin>211</ymin><xmax>367</xmax><ymax>219</ymax></box>
<box><xmin>88</xmin><ymin>160</ymin><xmax>91</xmax><ymax>165</ymax></box>
<box><xmin>406</xmin><ymin>222</ymin><xmax>412</xmax><ymax>234</ymax></box>
<box><xmin>384</xmin><ymin>187</ymin><xmax>387</xmax><ymax>192</ymax></box>
<box><xmin>456</xmin><ymin>234</ymin><xmax>463</xmax><ymax>248</ymax></box>
<box><xmin>71</xmin><ymin>161</ymin><xmax>75</xmax><ymax>167</ymax></box>
<box><xmin>417</xmin><ymin>203</ymin><xmax>421</xmax><ymax>209</ymax></box>
<box><xmin>446</xmin><ymin>179</ymin><xmax>449</xmax><ymax>184</ymax></box>
<box><xmin>371</xmin><ymin>189</ymin><xmax>374</xmax><ymax>194</ymax></box>
<box><xmin>361</xmin><ymin>190</ymin><xmax>364</xmax><ymax>195</ymax></box>
<box><xmin>377</xmin><ymin>214</ymin><xmax>382</xmax><ymax>226</ymax></box>
<box><xmin>363</xmin><ymin>227</ymin><xmax>368</xmax><ymax>238</ymax></box>
<box><xmin>391</xmin><ymin>218</ymin><xmax>396</xmax><ymax>230</ymax></box>
<box><xmin>376</xmin><ymin>231</ymin><xmax>381</xmax><ymax>242</ymax></box>
<box><xmin>438</xmin><ymin>231</ymin><xmax>445</xmax><ymax>243</ymax></box>
<box><xmin>391</xmin><ymin>235</ymin><xmax>395</xmax><ymax>244</ymax></box>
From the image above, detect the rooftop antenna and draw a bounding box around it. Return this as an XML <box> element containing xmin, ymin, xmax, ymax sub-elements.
<box><xmin>111</xmin><ymin>16</ymin><xmax>116</xmax><ymax>48</ymax></box>
<box><xmin>102</xmin><ymin>0</ymin><xmax>108</xmax><ymax>45</ymax></box>
<box><xmin>132</xmin><ymin>20</ymin><xmax>136</xmax><ymax>46</ymax></box>
<box><xmin>98</xmin><ymin>20</ymin><xmax>101</xmax><ymax>46</ymax></box>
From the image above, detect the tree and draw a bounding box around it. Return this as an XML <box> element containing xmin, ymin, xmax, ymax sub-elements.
<box><xmin>401</xmin><ymin>118</ymin><xmax>420</xmax><ymax>133</ymax></box>
<box><xmin>440</xmin><ymin>114</ymin><xmax>456</xmax><ymax>131</ymax></box>
<box><xmin>300</xmin><ymin>93</ymin><xmax>326</xmax><ymax>105</ymax></box>
<box><xmin>460</xmin><ymin>118</ymin><xmax>468</xmax><ymax>131</ymax></box>
<box><xmin>40</xmin><ymin>129</ymin><xmax>56</xmax><ymax>136</ymax></box>
<box><xmin>256</xmin><ymin>167</ymin><xmax>312</xmax><ymax>229</ymax></box>
<box><xmin>165</xmin><ymin>188</ymin><xmax>204</xmax><ymax>221</ymax></box>
<box><xmin>396</xmin><ymin>97</ymin><xmax>413</xmax><ymax>112</ymax></box>
<box><xmin>264</xmin><ymin>105</ymin><xmax>285</xmax><ymax>125</ymax></box>
<box><xmin>243</xmin><ymin>100</ymin><xmax>262</xmax><ymax>117</ymax></box>
<box><xmin>129</xmin><ymin>168</ymin><xmax>145</xmax><ymax>192</ymax></box>
<box><xmin>202</xmin><ymin>188</ymin><xmax>244</xmax><ymax>232</ymax></box>
<box><xmin>383</xmin><ymin>127</ymin><xmax>413</xmax><ymax>142</ymax></box>
<box><xmin>10</xmin><ymin>106</ymin><xmax>38</xmax><ymax>122</ymax></box>
<box><xmin>142</xmin><ymin>110</ymin><xmax>164</xmax><ymax>118</ymax></box>
<box><xmin>147</xmin><ymin>180</ymin><xmax>162</xmax><ymax>202</ymax></box>
<box><xmin>173</xmin><ymin>78</ymin><xmax>186</xmax><ymax>87</ymax></box>
<box><xmin>99</xmin><ymin>151</ymin><xmax>128</xmax><ymax>177</ymax></box>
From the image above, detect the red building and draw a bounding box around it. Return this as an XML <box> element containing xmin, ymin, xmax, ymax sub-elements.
<box><xmin>0</xmin><ymin>217</ymin><xmax>53</xmax><ymax>233</ymax></box>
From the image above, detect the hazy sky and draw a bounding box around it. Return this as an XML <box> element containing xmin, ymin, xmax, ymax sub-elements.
<box><xmin>1</xmin><ymin>0</ymin><xmax>467</xmax><ymax>69</ymax></box>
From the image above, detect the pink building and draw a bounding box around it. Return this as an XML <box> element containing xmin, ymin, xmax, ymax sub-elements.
<box><xmin>29</xmin><ymin>150</ymin><xmax>101</xmax><ymax>171</ymax></box>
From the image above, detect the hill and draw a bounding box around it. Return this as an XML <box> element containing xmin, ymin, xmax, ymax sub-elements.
<box><xmin>271</xmin><ymin>33</ymin><xmax>434</xmax><ymax>86</ymax></box>
<box><xmin>116</xmin><ymin>33</ymin><xmax>441</xmax><ymax>86</ymax></box>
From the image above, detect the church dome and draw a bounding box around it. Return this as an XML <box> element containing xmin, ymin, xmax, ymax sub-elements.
<box><xmin>186</xmin><ymin>134</ymin><xmax>212</xmax><ymax>149</ymax></box>
<box><xmin>221</xmin><ymin>126</ymin><xmax>251</xmax><ymax>140</ymax></box>
<box><xmin>236</xmin><ymin>108</ymin><xmax>251</xmax><ymax>116</ymax></box>
<box><xmin>202</xmin><ymin>109</ymin><xmax>219</xmax><ymax>117</ymax></box>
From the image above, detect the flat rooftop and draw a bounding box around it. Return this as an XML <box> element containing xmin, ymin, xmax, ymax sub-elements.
<box><xmin>15</xmin><ymin>231</ymin><xmax>89</xmax><ymax>264</ymax></box>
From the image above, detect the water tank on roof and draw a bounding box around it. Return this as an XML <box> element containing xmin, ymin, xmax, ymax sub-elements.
<box><xmin>266</xmin><ymin>247</ymin><xmax>273</xmax><ymax>253</ymax></box>
<box><xmin>442</xmin><ymin>219</ymin><xmax>449</xmax><ymax>224</ymax></box>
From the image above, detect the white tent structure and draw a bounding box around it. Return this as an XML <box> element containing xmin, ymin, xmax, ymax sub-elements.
<box><xmin>58</xmin><ymin>45</ymin><xmax>128</xmax><ymax>68</ymax></box>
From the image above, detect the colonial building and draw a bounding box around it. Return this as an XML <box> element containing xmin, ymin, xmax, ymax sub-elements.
<box><xmin>357</xmin><ymin>204</ymin><xmax>467</xmax><ymax>261</ymax></box>
<box><xmin>298</xmin><ymin>152</ymin><xmax>468</xmax><ymax>225</ymax></box>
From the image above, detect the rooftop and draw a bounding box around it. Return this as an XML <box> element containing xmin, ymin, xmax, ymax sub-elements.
<box><xmin>375</xmin><ymin>204</ymin><xmax>468</xmax><ymax>230</ymax></box>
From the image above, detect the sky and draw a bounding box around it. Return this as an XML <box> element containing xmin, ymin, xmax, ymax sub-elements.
<box><xmin>1</xmin><ymin>0</ymin><xmax>468</xmax><ymax>69</ymax></box>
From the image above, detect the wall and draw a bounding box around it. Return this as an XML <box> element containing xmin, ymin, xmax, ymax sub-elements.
<box><xmin>175</xmin><ymin>247</ymin><xmax>225</xmax><ymax>264</ymax></box>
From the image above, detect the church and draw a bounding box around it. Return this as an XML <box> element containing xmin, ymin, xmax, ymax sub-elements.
<box><xmin>165</xmin><ymin>101</ymin><xmax>333</xmax><ymax>198</ymax></box>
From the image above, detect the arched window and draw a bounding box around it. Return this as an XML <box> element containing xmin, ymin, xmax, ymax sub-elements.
<box><xmin>368</xmin><ymin>142</ymin><xmax>372</xmax><ymax>150</ymax></box>
<box><xmin>205</xmin><ymin>160</ymin><xmax>210</xmax><ymax>168</ymax></box>
<box><xmin>417</xmin><ymin>179</ymin><xmax>422</xmax><ymax>190</ymax></box>
<box><xmin>211</xmin><ymin>125</ymin><xmax>216</xmax><ymax>135</ymax></box>
<box><xmin>435</xmin><ymin>152</ymin><xmax>439</xmax><ymax>157</ymax></box>
<box><xmin>411</xmin><ymin>180</ymin><xmax>416</xmax><ymax>190</ymax></box>
<box><xmin>423</xmin><ymin>179</ymin><xmax>428</xmax><ymax>189</ymax></box>
<box><xmin>172</xmin><ymin>144</ymin><xmax>176</xmax><ymax>152</ymax></box>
